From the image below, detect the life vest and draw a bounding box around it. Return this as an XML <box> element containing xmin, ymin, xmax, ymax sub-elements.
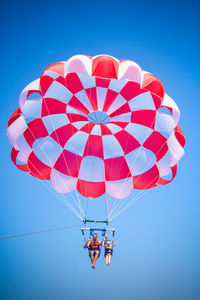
<box><xmin>88</xmin><ymin>239</ymin><xmax>100</xmax><ymax>251</ymax></box>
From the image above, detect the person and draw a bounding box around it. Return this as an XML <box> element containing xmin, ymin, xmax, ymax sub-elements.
<box><xmin>84</xmin><ymin>233</ymin><xmax>102</xmax><ymax>269</ymax></box>
<box><xmin>102</xmin><ymin>235</ymin><xmax>117</xmax><ymax>266</ymax></box>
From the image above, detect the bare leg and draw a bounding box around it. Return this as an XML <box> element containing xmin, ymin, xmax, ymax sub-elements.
<box><xmin>92</xmin><ymin>251</ymin><xmax>99</xmax><ymax>268</ymax></box>
<box><xmin>90</xmin><ymin>251</ymin><xmax>94</xmax><ymax>267</ymax></box>
<box><xmin>106</xmin><ymin>255</ymin><xmax>109</xmax><ymax>266</ymax></box>
<box><xmin>108</xmin><ymin>255</ymin><xmax>111</xmax><ymax>265</ymax></box>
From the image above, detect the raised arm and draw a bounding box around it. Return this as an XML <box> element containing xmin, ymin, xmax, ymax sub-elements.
<box><xmin>84</xmin><ymin>237</ymin><xmax>91</xmax><ymax>249</ymax></box>
<box><xmin>112</xmin><ymin>239</ymin><xmax>117</xmax><ymax>247</ymax></box>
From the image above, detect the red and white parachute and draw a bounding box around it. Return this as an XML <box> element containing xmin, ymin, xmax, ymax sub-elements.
<box><xmin>7</xmin><ymin>55</ymin><xmax>185</xmax><ymax>221</ymax></box>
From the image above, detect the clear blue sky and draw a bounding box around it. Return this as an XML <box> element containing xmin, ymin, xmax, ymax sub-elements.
<box><xmin>0</xmin><ymin>0</ymin><xmax>199</xmax><ymax>299</ymax></box>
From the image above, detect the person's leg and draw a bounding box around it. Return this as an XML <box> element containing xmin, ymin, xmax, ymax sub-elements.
<box><xmin>92</xmin><ymin>251</ymin><xmax>99</xmax><ymax>268</ymax></box>
<box><xmin>106</xmin><ymin>255</ymin><xmax>109</xmax><ymax>266</ymax></box>
<box><xmin>89</xmin><ymin>251</ymin><xmax>94</xmax><ymax>265</ymax></box>
<box><xmin>108</xmin><ymin>254</ymin><xmax>111</xmax><ymax>265</ymax></box>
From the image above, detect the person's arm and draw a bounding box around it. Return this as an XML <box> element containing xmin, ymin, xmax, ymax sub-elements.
<box><xmin>112</xmin><ymin>239</ymin><xmax>117</xmax><ymax>247</ymax></box>
<box><xmin>84</xmin><ymin>237</ymin><xmax>90</xmax><ymax>249</ymax></box>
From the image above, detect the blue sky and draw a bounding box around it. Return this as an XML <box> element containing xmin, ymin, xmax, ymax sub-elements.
<box><xmin>0</xmin><ymin>0</ymin><xmax>199</xmax><ymax>299</ymax></box>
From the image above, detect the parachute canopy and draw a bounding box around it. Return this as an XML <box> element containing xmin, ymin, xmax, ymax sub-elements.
<box><xmin>7</xmin><ymin>55</ymin><xmax>185</xmax><ymax>220</ymax></box>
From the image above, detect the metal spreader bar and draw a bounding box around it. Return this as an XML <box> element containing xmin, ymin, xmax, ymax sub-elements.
<box><xmin>81</xmin><ymin>227</ymin><xmax>115</xmax><ymax>237</ymax></box>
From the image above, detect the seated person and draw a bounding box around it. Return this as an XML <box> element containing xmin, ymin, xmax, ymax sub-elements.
<box><xmin>102</xmin><ymin>235</ymin><xmax>117</xmax><ymax>266</ymax></box>
<box><xmin>84</xmin><ymin>233</ymin><xmax>102</xmax><ymax>269</ymax></box>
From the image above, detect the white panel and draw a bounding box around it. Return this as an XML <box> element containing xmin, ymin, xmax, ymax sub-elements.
<box><xmin>106</xmin><ymin>124</ymin><xmax>122</xmax><ymax>134</ymax></box>
<box><xmin>77</xmin><ymin>73</ymin><xmax>96</xmax><ymax>89</ymax></box>
<box><xmin>72</xmin><ymin>121</ymin><xmax>88</xmax><ymax>130</ymax></box>
<box><xmin>51</xmin><ymin>169</ymin><xmax>77</xmax><ymax>193</ymax></box>
<box><xmin>64</xmin><ymin>131</ymin><xmax>89</xmax><ymax>156</ymax></box>
<box><xmin>75</xmin><ymin>89</ymin><xmax>93</xmax><ymax>112</ymax></box>
<box><xmin>109</xmin><ymin>78</ymin><xmax>127</xmax><ymax>93</ymax></box>
<box><xmin>42</xmin><ymin>114</ymin><xmax>69</xmax><ymax>134</ymax></box>
<box><xmin>106</xmin><ymin>177</ymin><xmax>132</xmax><ymax>199</ymax></box>
<box><xmin>102</xmin><ymin>135</ymin><xmax>124</xmax><ymax>159</ymax></box>
<box><xmin>20</xmin><ymin>78</ymin><xmax>40</xmax><ymax>108</ymax></box>
<box><xmin>110</xmin><ymin>112</ymin><xmax>131</xmax><ymax>122</ymax></box>
<box><xmin>125</xmin><ymin>147</ymin><xmax>156</xmax><ymax>176</ymax></box>
<box><xmin>155</xmin><ymin>111</ymin><xmax>175</xmax><ymax>134</ymax></box>
<box><xmin>125</xmin><ymin>123</ymin><xmax>153</xmax><ymax>144</ymax></box>
<box><xmin>118</xmin><ymin>60</ymin><xmax>143</xmax><ymax>84</ymax></box>
<box><xmin>7</xmin><ymin>116</ymin><xmax>28</xmax><ymax>146</ymax></box>
<box><xmin>33</xmin><ymin>136</ymin><xmax>63</xmax><ymax>167</ymax></box>
<box><xmin>128</xmin><ymin>92</ymin><xmax>155</xmax><ymax>111</ymax></box>
<box><xmin>90</xmin><ymin>125</ymin><xmax>101</xmax><ymax>136</ymax></box>
<box><xmin>65</xmin><ymin>55</ymin><xmax>92</xmax><ymax>75</ymax></box>
<box><xmin>78</xmin><ymin>156</ymin><xmax>105</xmax><ymax>182</ymax></box>
<box><xmin>106</xmin><ymin>94</ymin><xmax>127</xmax><ymax>115</ymax></box>
<box><xmin>42</xmin><ymin>70</ymin><xmax>60</xmax><ymax>79</ymax></box>
<box><xmin>15</xmin><ymin>135</ymin><xmax>32</xmax><ymax>163</ymax></box>
<box><xmin>44</xmin><ymin>81</ymin><xmax>72</xmax><ymax>103</ymax></box>
<box><xmin>66</xmin><ymin>105</ymin><xmax>87</xmax><ymax>116</ymax></box>
<box><xmin>162</xmin><ymin>94</ymin><xmax>180</xmax><ymax>126</ymax></box>
<box><xmin>22</xmin><ymin>99</ymin><xmax>42</xmax><ymax>118</ymax></box>
<box><xmin>96</xmin><ymin>87</ymin><xmax>107</xmax><ymax>111</ymax></box>
<box><xmin>167</xmin><ymin>132</ymin><xmax>185</xmax><ymax>163</ymax></box>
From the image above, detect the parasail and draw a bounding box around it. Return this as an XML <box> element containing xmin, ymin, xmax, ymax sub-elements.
<box><xmin>7</xmin><ymin>55</ymin><xmax>185</xmax><ymax>222</ymax></box>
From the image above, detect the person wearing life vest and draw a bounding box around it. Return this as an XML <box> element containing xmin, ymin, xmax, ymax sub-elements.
<box><xmin>102</xmin><ymin>234</ymin><xmax>117</xmax><ymax>266</ymax></box>
<box><xmin>84</xmin><ymin>233</ymin><xmax>102</xmax><ymax>269</ymax></box>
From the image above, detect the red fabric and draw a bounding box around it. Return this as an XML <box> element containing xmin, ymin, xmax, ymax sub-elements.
<box><xmin>68</xmin><ymin>96</ymin><xmax>89</xmax><ymax>115</ymax></box>
<box><xmin>143</xmin><ymin>131</ymin><xmax>168</xmax><ymax>161</ymax></box>
<box><xmin>24</xmin><ymin>119</ymin><xmax>49</xmax><ymax>147</ymax></box>
<box><xmin>54</xmin><ymin>150</ymin><xmax>82</xmax><ymax>177</ymax></box>
<box><xmin>142</xmin><ymin>73</ymin><xmax>164</xmax><ymax>100</ymax></box>
<box><xmin>83</xmin><ymin>135</ymin><xmax>103</xmax><ymax>158</ymax></box>
<box><xmin>131</xmin><ymin>110</ymin><xmax>156</xmax><ymax>129</ymax></box>
<box><xmin>65</xmin><ymin>73</ymin><xmax>83</xmax><ymax>94</ymax></box>
<box><xmin>50</xmin><ymin>124</ymin><xmax>78</xmax><ymax>147</ymax></box>
<box><xmin>115</xmin><ymin>130</ymin><xmax>140</xmax><ymax>154</ymax></box>
<box><xmin>120</xmin><ymin>81</ymin><xmax>142</xmax><ymax>101</ymax></box>
<box><xmin>92</xmin><ymin>56</ymin><xmax>119</xmax><ymax>79</ymax></box>
<box><xmin>8</xmin><ymin>108</ymin><xmax>22</xmax><ymax>126</ymax></box>
<box><xmin>133</xmin><ymin>165</ymin><xmax>160</xmax><ymax>189</ymax></box>
<box><xmin>77</xmin><ymin>179</ymin><xmax>105</xmax><ymax>198</ymax></box>
<box><xmin>105</xmin><ymin>157</ymin><xmax>131</xmax><ymax>180</ymax></box>
<box><xmin>42</xmin><ymin>98</ymin><xmax>67</xmax><ymax>116</ymax></box>
<box><xmin>28</xmin><ymin>152</ymin><xmax>51</xmax><ymax>180</ymax></box>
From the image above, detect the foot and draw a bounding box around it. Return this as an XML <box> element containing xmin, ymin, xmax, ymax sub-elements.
<box><xmin>91</xmin><ymin>264</ymin><xmax>95</xmax><ymax>269</ymax></box>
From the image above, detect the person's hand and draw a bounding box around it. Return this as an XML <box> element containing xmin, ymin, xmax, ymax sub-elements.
<box><xmin>105</xmin><ymin>234</ymin><xmax>108</xmax><ymax>238</ymax></box>
<box><xmin>87</xmin><ymin>237</ymin><xmax>91</xmax><ymax>242</ymax></box>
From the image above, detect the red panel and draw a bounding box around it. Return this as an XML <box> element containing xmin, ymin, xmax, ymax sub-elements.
<box><xmin>40</xmin><ymin>76</ymin><xmax>54</xmax><ymax>96</ymax></box>
<box><xmin>8</xmin><ymin>107</ymin><xmax>22</xmax><ymax>126</ymax></box>
<box><xmin>95</xmin><ymin>77</ymin><xmax>110</xmax><ymax>88</ymax></box>
<box><xmin>11</xmin><ymin>147</ymin><xmax>29</xmax><ymax>172</ymax></box>
<box><xmin>85</xmin><ymin>87</ymin><xmax>98</xmax><ymax>111</ymax></box>
<box><xmin>54</xmin><ymin>150</ymin><xmax>82</xmax><ymax>177</ymax></box>
<box><xmin>83</xmin><ymin>135</ymin><xmax>103</xmax><ymax>159</ymax></box>
<box><xmin>50</xmin><ymin>124</ymin><xmax>78</xmax><ymax>147</ymax></box>
<box><xmin>158</xmin><ymin>165</ymin><xmax>177</xmax><ymax>185</ymax></box>
<box><xmin>68</xmin><ymin>95</ymin><xmax>89</xmax><ymax>115</ymax></box>
<box><xmin>100</xmin><ymin>125</ymin><xmax>113</xmax><ymax>136</ymax></box>
<box><xmin>24</xmin><ymin>119</ymin><xmax>49</xmax><ymax>147</ymax></box>
<box><xmin>175</xmin><ymin>125</ymin><xmax>186</xmax><ymax>147</ymax></box>
<box><xmin>56</xmin><ymin>76</ymin><xmax>66</xmax><ymax>86</ymax></box>
<box><xmin>80</xmin><ymin>123</ymin><xmax>94</xmax><ymax>134</ymax></box>
<box><xmin>110</xmin><ymin>102</ymin><xmax>131</xmax><ymax>118</ymax></box>
<box><xmin>92</xmin><ymin>56</ymin><xmax>119</xmax><ymax>79</ymax></box>
<box><xmin>120</xmin><ymin>81</ymin><xmax>142</xmax><ymax>101</ymax></box>
<box><xmin>151</xmin><ymin>93</ymin><xmax>162</xmax><ymax>110</ymax></box>
<box><xmin>42</xmin><ymin>62</ymin><xmax>65</xmax><ymax>77</ymax></box>
<box><xmin>133</xmin><ymin>165</ymin><xmax>160</xmax><ymax>190</ymax></box>
<box><xmin>131</xmin><ymin>110</ymin><xmax>156</xmax><ymax>129</ymax></box>
<box><xmin>28</xmin><ymin>152</ymin><xmax>51</xmax><ymax>180</ymax></box>
<box><xmin>105</xmin><ymin>156</ymin><xmax>131</xmax><ymax>180</ymax></box>
<box><xmin>115</xmin><ymin>130</ymin><xmax>140</xmax><ymax>154</ymax></box>
<box><xmin>65</xmin><ymin>73</ymin><xmax>84</xmax><ymax>94</ymax></box>
<box><xmin>67</xmin><ymin>114</ymin><xmax>88</xmax><ymax>123</ymax></box>
<box><xmin>143</xmin><ymin>131</ymin><xmax>168</xmax><ymax>161</ymax></box>
<box><xmin>102</xmin><ymin>89</ymin><xmax>118</xmax><ymax>112</ymax></box>
<box><xmin>142</xmin><ymin>73</ymin><xmax>164</xmax><ymax>100</ymax></box>
<box><xmin>77</xmin><ymin>179</ymin><xmax>105</xmax><ymax>198</ymax></box>
<box><xmin>42</xmin><ymin>98</ymin><xmax>67</xmax><ymax>117</ymax></box>
<box><xmin>110</xmin><ymin>121</ymin><xmax>129</xmax><ymax>129</ymax></box>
